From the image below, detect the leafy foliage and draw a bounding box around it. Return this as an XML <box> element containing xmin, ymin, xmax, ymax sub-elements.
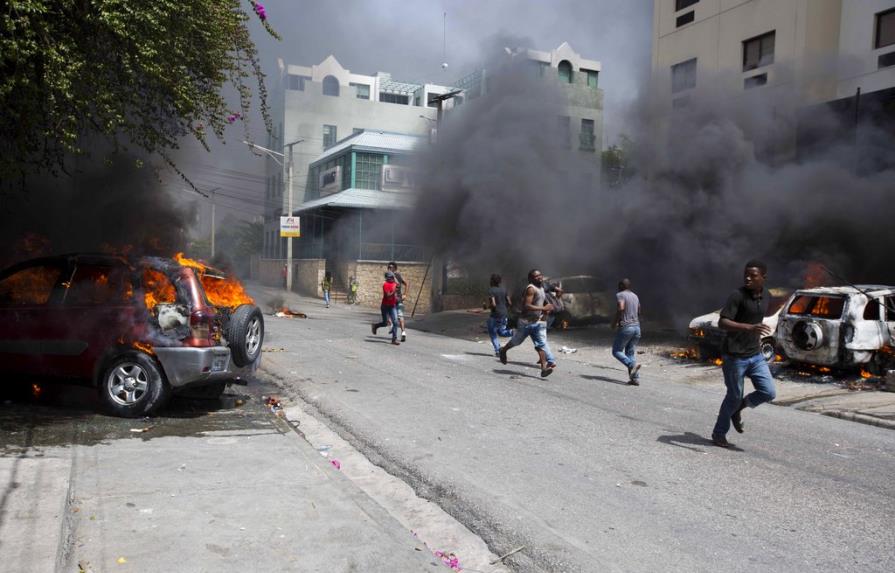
<box><xmin>0</xmin><ymin>0</ymin><xmax>278</xmax><ymax>183</ymax></box>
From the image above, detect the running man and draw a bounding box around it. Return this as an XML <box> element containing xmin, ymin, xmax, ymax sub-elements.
<box><xmin>371</xmin><ymin>271</ymin><xmax>400</xmax><ymax>345</ymax></box>
<box><xmin>498</xmin><ymin>269</ymin><xmax>556</xmax><ymax>378</ymax></box>
<box><xmin>611</xmin><ymin>278</ymin><xmax>642</xmax><ymax>385</ymax></box>
<box><xmin>487</xmin><ymin>273</ymin><xmax>513</xmax><ymax>356</ymax></box>
<box><xmin>387</xmin><ymin>261</ymin><xmax>409</xmax><ymax>342</ymax></box>
<box><xmin>711</xmin><ymin>259</ymin><xmax>777</xmax><ymax>448</ymax></box>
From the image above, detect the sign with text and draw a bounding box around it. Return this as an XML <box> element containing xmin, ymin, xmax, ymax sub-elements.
<box><xmin>280</xmin><ymin>216</ymin><xmax>301</xmax><ymax>238</ymax></box>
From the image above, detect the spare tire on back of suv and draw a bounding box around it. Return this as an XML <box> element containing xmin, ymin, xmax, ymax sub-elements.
<box><xmin>228</xmin><ymin>305</ymin><xmax>264</xmax><ymax>367</ymax></box>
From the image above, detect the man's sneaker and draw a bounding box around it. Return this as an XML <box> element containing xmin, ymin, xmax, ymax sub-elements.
<box><xmin>498</xmin><ymin>348</ymin><xmax>508</xmax><ymax>365</ymax></box>
<box><xmin>711</xmin><ymin>434</ymin><xmax>732</xmax><ymax>448</ymax></box>
<box><xmin>401</xmin><ymin>331</ymin><xmax>407</xmax><ymax>342</ymax></box>
<box><xmin>540</xmin><ymin>367</ymin><xmax>553</xmax><ymax>378</ymax></box>
<box><xmin>628</xmin><ymin>364</ymin><xmax>642</xmax><ymax>382</ymax></box>
<box><xmin>627</xmin><ymin>379</ymin><xmax>640</xmax><ymax>386</ymax></box>
<box><xmin>391</xmin><ymin>339</ymin><xmax>400</xmax><ymax>346</ymax></box>
<box><xmin>371</xmin><ymin>324</ymin><xmax>378</xmax><ymax>335</ymax></box>
<box><xmin>732</xmin><ymin>399</ymin><xmax>747</xmax><ymax>433</ymax></box>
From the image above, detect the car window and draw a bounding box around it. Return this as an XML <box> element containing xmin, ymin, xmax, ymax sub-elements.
<box><xmin>864</xmin><ymin>298</ymin><xmax>882</xmax><ymax>320</ymax></box>
<box><xmin>0</xmin><ymin>264</ymin><xmax>63</xmax><ymax>306</ymax></box>
<box><xmin>886</xmin><ymin>296</ymin><xmax>895</xmax><ymax>322</ymax></box>
<box><xmin>65</xmin><ymin>264</ymin><xmax>133</xmax><ymax>306</ymax></box>
<box><xmin>142</xmin><ymin>268</ymin><xmax>176</xmax><ymax>309</ymax></box>
<box><xmin>787</xmin><ymin>295</ymin><xmax>845</xmax><ymax>319</ymax></box>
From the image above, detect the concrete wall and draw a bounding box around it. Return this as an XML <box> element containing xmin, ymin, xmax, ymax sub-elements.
<box><xmin>258</xmin><ymin>259</ymin><xmax>286</xmax><ymax>288</ymax></box>
<box><xmin>837</xmin><ymin>0</ymin><xmax>895</xmax><ymax>97</ymax></box>
<box><xmin>346</xmin><ymin>261</ymin><xmax>432</xmax><ymax>315</ymax></box>
<box><xmin>294</xmin><ymin>259</ymin><xmax>326</xmax><ymax>297</ymax></box>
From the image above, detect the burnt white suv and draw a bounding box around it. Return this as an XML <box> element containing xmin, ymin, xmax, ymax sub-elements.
<box><xmin>776</xmin><ymin>285</ymin><xmax>895</xmax><ymax>372</ymax></box>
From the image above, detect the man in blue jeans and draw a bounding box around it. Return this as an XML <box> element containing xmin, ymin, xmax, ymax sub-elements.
<box><xmin>487</xmin><ymin>274</ymin><xmax>513</xmax><ymax>356</ymax></box>
<box><xmin>499</xmin><ymin>269</ymin><xmax>556</xmax><ymax>378</ymax></box>
<box><xmin>711</xmin><ymin>260</ymin><xmax>777</xmax><ymax>448</ymax></box>
<box><xmin>611</xmin><ymin>278</ymin><xmax>642</xmax><ymax>385</ymax></box>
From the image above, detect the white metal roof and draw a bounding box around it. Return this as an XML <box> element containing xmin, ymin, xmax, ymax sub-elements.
<box><xmin>309</xmin><ymin>131</ymin><xmax>424</xmax><ymax>166</ymax></box>
<box><xmin>794</xmin><ymin>285</ymin><xmax>895</xmax><ymax>295</ymax></box>
<box><xmin>295</xmin><ymin>188</ymin><xmax>414</xmax><ymax>212</ymax></box>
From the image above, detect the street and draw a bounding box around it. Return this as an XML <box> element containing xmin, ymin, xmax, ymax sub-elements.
<box><xmin>259</xmin><ymin>293</ymin><xmax>895</xmax><ymax>573</ymax></box>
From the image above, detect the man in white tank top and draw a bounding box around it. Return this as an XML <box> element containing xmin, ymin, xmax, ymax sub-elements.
<box><xmin>498</xmin><ymin>269</ymin><xmax>557</xmax><ymax>377</ymax></box>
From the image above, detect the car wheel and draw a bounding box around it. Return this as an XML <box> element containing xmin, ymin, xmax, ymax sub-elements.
<box><xmin>228</xmin><ymin>305</ymin><xmax>264</xmax><ymax>367</ymax></box>
<box><xmin>760</xmin><ymin>338</ymin><xmax>777</xmax><ymax>364</ymax></box>
<box><xmin>98</xmin><ymin>351</ymin><xmax>171</xmax><ymax>417</ymax></box>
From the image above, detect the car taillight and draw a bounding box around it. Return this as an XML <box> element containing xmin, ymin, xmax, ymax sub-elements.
<box><xmin>188</xmin><ymin>310</ymin><xmax>214</xmax><ymax>346</ymax></box>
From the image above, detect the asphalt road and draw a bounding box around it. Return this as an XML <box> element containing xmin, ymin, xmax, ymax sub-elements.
<box><xmin>260</xmin><ymin>300</ymin><xmax>895</xmax><ymax>573</ymax></box>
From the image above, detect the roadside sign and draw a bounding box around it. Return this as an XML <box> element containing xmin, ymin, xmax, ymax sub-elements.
<box><xmin>280</xmin><ymin>216</ymin><xmax>301</xmax><ymax>238</ymax></box>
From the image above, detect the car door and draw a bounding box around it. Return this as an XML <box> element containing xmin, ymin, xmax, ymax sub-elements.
<box><xmin>52</xmin><ymin>262</ymin><xmax>138</xmax><ymax>379</ymax></box>
<box><xmin>884</xmin><ymin>295</ymin><xmax>895</xmax><ymax>348</ymax></box>
<box><xmin>847</xmin><ymin>295</ymin><xmax>886</xmax><ymax>352</ymax></box>
<box><xmin>0</xmin><ymin>259</ymin><xmax>70</xmax><ymax>376</ymax></box>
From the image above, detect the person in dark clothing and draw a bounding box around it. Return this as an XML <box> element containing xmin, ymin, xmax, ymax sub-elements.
<box><xmin>487</xmin><ymin>274</ymin><xmax>513</xmax><ymax>356</ymax></box>
<box><xmin>711</xmin><ymin>260</ymin><xmax>776</xmax><ymax>448</ymax></box>
<box><xmin>371</xmin><ymin>272</ymin><xmax>400</xmax><ymax>345</ymax></box>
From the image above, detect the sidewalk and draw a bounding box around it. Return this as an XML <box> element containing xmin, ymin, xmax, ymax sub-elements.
<box><xmin>0</xmin><ymin>396</ymin><xmax>438</xmax><ymax>572</ymax></box>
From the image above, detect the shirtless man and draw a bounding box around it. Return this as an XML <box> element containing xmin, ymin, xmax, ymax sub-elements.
<box><xmin>498</xmin><ymin>269</ymin><xmax>557</xmax><ymax>378</ymax></box>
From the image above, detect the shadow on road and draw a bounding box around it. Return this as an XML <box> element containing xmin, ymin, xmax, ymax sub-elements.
<box><xmin>492</xmin><ymin>369</ymin><xmax>545</xmax><ymax>380</ymax></box>
<box><xmin>655</xmin><ymin>431</ymin><xmax>740</xmax><ymax>453</ymax></box>
<box><xmin>581</xmin><ymin>374</ymin><xmax>629</xmax><ymax>386</ymax></box>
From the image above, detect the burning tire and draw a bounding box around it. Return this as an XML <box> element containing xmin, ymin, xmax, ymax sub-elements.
<box><xmin>98</xmin><ymin>350</ymin><xmax>171</xmax><ymax>417</ymax></box>
<box><xmin>228</xmin><ymin>305</ymin><xmax>264</xmax><ymax>367</ymax></box>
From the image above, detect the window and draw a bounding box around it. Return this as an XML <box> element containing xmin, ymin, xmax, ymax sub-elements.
<box><xmin>675</xmin><ymin>0</ymin><xmax>698</xmax><ymax>11</ymax></box>
<box><xmin>744</xmin><ymin>73</ymin><xmax>768</xmax><ymax>90</ymax></box>
<box><xmin>351</xmin><ymin>83</ymin><xmax>370</xmax><ymax>99</ymax></box>
<box><xmin>558</xmin><ymin>60</ymin><xmax>573</xmax><ymax>84</ymax></box>
<box><xmin>354</xmin><ymin>152</ymin><xmax>384</xmax><ymax>190</ymax></box>
<box><xmin>879</xmin><ymin>51</ymin><xmax>895</xmax><ymax>69</ymax></box>
<box><xmin>676</xmin><ymin>11</ymin><xmax>695</xmax><ymax>27</ymax></box>
<box><xmin>876</xmin><ymin>8</ymin><xmax>895</xmax><ymax>49</ymax></box>
<box><xmin>672</xmin><ymin>95</ymin><xmax>690</xmax><ymax>109</ymax></box>
<box><xmin>323</xmin><ymin>125</ymin><xmax>337</xmax><ymax>149</ymax></box>
<box><xmin>427</xmin><ymin>93</ymin><xmax>441</xmax><ymax>108</ymax></box>
<box><xmin>583</xmin><ymin>69</ymin><xmax>599</xmax><ymax>88</ymax></box>
<box><xmin>322</xmin><ymin>75</ymin><xmax>340</xmax><ymax>96</ymax></box>
<box><xmin>379</xmin><ymin>93</ymin><xmax>409</xmax><ymax>105</ymax></box>
<box><xmin>352</xmin><ymin>128</ymin><xmax>363</xmax><ymax>135</ymax></box>
<box><xmin>580</xmin><ymin>119</ymin><xmax>596</xmax><ymax>151</ymax></box>
<box><xmin>671</xmin><ymin>58</ymin><xmax>697</xmax><ymax>93</ymax></box>
<box><xmin>886</xmin><ymin>296</ymin><xmax>895</xmax><ymax>321</ymax></box>
<box><xmin>864</xmin><ymin>298</ymin><xmax>882</xmax><ymax>321</ymax></box>
<box><xmin>287</xmin><ymin>74</ymin><xmax>307</xmax><ymax>91</ymax></box>
<box><xmin>65</xmin><ymin>265</ymin><xmax>132</xmax><ymax>306</ymax></box>
<box><xmin>0</xmin><ymin>264</ymin><xmax>62</xmax><ymax>306</ymax></box>
<box><xmin>787</xmin><ymin>295</ymin><xmax>845</xmax><ymax>319</ymax></box>
<box><xmin>743</xmin><ymin>31</ymin><xmax>775</xmax><ymax>71</ymax></box>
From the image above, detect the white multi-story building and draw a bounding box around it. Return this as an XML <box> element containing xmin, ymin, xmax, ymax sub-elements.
<box><xmin>651</xmin><ymin>0</ymin><xmax>895</xmax><ymax>108</ymax></box>
<box><xmin>261</xmin><ymin>55</ymin><xmax>458</xmax><ymax>259</ymax></box>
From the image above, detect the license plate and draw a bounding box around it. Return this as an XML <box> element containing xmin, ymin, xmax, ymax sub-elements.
<box><xmin>211</xmin><ymin>355</ymin><xmax>227</xmax><ymax>372</ymax></box>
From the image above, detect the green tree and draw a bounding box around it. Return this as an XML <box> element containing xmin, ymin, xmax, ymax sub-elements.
<box><xmin>601</xmin><ymin>134</ymin><xmax>637</xmax><ymax>188</ymax></box>
<box><xmin>0</xmin><ymin>0</ymin><xmax>278</xmax><ymax>183</ymax></box>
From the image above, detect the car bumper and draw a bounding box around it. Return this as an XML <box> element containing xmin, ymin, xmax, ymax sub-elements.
<box><xmin>154</xmin><ymin>346</ymin><xmax>246</xmax><ymax>388</ymax></box>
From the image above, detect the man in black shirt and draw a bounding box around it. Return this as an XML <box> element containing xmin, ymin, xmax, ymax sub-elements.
<box><xmin>487</xmin><ymin>273</ymin><xmax>513</xmax><ymax>356</ymax></box>
<box><xmin>711</xmin><ymin>260</ymin><xmax>777</xmax><ymax>448</ymax></box>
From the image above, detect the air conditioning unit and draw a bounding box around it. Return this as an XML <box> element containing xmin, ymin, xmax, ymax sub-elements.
<box><xmin>381</xmin><ymin>164</ymin><xmax>415</xmax><ymax>192</ymax></box>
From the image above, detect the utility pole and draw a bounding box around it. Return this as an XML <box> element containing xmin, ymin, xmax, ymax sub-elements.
<box><xmin>243</xmin><ymin>139</ymin><xmax>304</xmax><ymax>291</ymax></box>
<box><xmin>210</xmin><ymin>189</ymin><xmax>216</xmax><ymax>259</ymax></box>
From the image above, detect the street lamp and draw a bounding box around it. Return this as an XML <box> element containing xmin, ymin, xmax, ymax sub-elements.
<box><xmin>244</xmin><ymin>138</ymin><xmax>304</xmax><ymax>292</ymax></box>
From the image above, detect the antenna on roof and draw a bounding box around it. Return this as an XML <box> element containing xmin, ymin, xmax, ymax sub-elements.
<box><xmin>441</xmin><ymin>11</ymin><xmax>448</xmax><ymax>70</ymax></box>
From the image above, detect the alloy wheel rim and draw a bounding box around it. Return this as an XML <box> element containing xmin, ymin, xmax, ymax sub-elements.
<box><xmin>107</xmin><ymin>363</ymin><xmax>149</xmax><ymax>406</ymax></box>
<box><xmin>246</xmin><ymin>317</ymin><xmax>261</xmax><ymax>357</ymax></box>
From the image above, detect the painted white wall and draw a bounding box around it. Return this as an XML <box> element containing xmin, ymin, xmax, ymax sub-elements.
<box><xmin>837</xmin><ymin>0</ymin><xmax>895</xmax><ymax>97</ymax></box>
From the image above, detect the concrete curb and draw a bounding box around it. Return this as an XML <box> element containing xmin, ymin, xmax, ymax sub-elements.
<box><xmin>821</xmin><ymin>410</ymin><xmax>895</xmax><ymax>430</ymax></box>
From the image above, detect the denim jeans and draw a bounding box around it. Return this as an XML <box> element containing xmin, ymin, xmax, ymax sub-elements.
<box><xmin>323</xmin><ymin>289</ymin><xmax>331</xmax><ymax>305</ymax></box>
<box><xmin>375</xmin><ymin>305</ymin><xmax>399</xmax><ymax>340</ymax></box>
<box><xmin>509</xmin><ymin>320</ymin><xmax>556</xmax><ymax>364</ymax></box>
<box><xmin>487</xmin><ymin>315</ymin><xmax>512</xmax><ymax>353</ymax></box>
<box><xmin>612</xmin><ymin>324</ymin><xmax>641</xmax><ymax>374</ymax></box>
<box><xmin>712</xmin><ymin>352</ymin><xmax>777</xmax><ymax>436</ymax></box>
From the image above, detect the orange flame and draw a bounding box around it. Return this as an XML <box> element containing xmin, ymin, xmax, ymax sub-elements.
<box><xmin>174</xmin><ymin>252</ymin><xmax>254</xmax><ymax>309</ymax></box>
<box><xmin>713</xmin><ymin>358</ymin><xmax>724</xmax><ymax>366</ymax></box>
<box><xmin>860</xmin><ymin>369</ymin><xmax>873</xmax><ymax>379</ymax></box>
<box><xmin>132</xmin><ymin>341</ymin><xmax>155</xmax><ymax>355</ymax></box>
<box><xmin>31</xmin><ymin>383</ymin><xmax>42</xmax><ymax>399</ymax></box>
<box><xmin>143</xmin><ymin>268</ymin><xmax>175</xmax><ymax>310</ymax></box>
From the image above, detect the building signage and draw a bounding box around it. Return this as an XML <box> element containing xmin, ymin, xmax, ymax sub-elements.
<box><xmin>280</xmin><ymin>216</ymin><xmax>301</xmax><ymax>238</ymax></box>
<box><xmin>319</xmin><ymin>165</ymin><xmax>341</xmax><ymax>196</ymax></box>
<box><xmin>381</xmin><ymin>164</ymin><xmax>415</xmax><ymax>192</ymax></box>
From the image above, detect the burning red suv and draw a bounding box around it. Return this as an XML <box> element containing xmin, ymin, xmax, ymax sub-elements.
<box><xmin>0</xmin><ymin>253</ymin><xmax>264</xmax><ymax>417</ymax></box>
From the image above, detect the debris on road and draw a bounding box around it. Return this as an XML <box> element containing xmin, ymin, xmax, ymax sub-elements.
<box><xmin>274</xmin><ymin>307</ymin><xmax>308</xmax><ymax>318</ymax></box>
<box><xmin>264</xmin><ymin>395</ymin><xmax>284</xmax><ymax>415</ymax></box>
<box><xmin>330</xmin><ymin>459</ymin><xmax>341</xmax><ymax>470</ymax></box>
<box><xmin>490</xmin><ymin>545</ymin><xmax>526</xmax><ymax>564</ymax></box>
<box><xmin>262</xmin><ymin>347</ymin><xmax>286</xmax><ymax>352</ymax></box>
<box><xmin>559</xmin><ymin>346</ymin><xmax>578</xmax><ymax>354</ymax></box>
<box><xmin>434</xmin><ymin>550</ymin><xmax>461</xmax><ymax>570</ymax></box>
<box><xmin>129</xmin><ymin>425</ymin><xmax>155</xmax><ymax>433</ymax></box>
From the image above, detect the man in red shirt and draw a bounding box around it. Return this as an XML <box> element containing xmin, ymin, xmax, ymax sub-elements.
<box><xmin>371</xmin><ymin>272</ymin><xmax>400</xmax><ymax>345</ymax></box>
